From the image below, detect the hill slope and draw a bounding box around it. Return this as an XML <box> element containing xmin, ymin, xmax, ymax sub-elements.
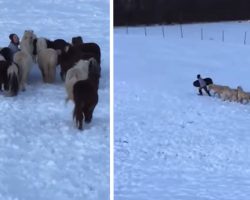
<box><xmin>115</xmin><ymin>22</ymin><xmax>250</xmax><ymax>200</ymax></box>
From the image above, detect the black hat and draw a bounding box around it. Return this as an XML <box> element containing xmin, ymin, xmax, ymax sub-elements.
<box><xmin>197</xmin><ymin>74</ymin><xmax>201</xmax><ymax>79</ymax></box>
<box><xmin>9</xmin><ymin>33</ymin><xmax>16</xmax><ymax>41</ymax></box>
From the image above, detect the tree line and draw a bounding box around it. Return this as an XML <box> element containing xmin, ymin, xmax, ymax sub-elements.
<box><xmin>114</xmin><ymin>0</ymin><xmax>250</xmax><ymax>26</ymax></box>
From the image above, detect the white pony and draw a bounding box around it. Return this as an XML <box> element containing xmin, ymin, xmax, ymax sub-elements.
<box><xmin>65</xmin><ymin>59</ymin><xmax>90</xmax><ymax>102</ymax></box>
<box><xmin>13</xmin><ymin>30</ymin><xmax>35</xmax><ymax>91</ymax></box>
<box><xmin>36</xmin><ymin>38</ymin><xmax>58</xmax><ymax>83</ymax></box>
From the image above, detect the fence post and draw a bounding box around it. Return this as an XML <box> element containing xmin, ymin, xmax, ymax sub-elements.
<box><xmin>162</xmin><ymin>25</ymin><xmax>165</xmax><ymax>38</ymax></box>
<box><xmin>180</xmin><ymin>24</ymin><xmax>183</xmax><ymax>38</ymax></box>
<box><xmin>144</xmin><ymin>26</ymin><xmax>147</xmax><ymax>36</ymax></box>
<box><xmin>222</xmin><ymin>30</ymin><xmax>224</xmax><ymax>42</ymax></box>
<box><xmin>126</xmin><ymin>26</ymin><xmax>128</xmax><ymax>34</ymax></box>
<box><xmin>244</xmin><ymin>31</ymin><xmax>247</xmax><ymax>45</ymax></box>
<box><xmin>201</xmin><ymin>28</ymin><xmax>203</xmax><ymax>40</ymax></box>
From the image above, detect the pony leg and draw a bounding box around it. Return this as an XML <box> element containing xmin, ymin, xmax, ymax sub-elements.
<box><xmin>73</xmin><ymin>103</ymin><xmax>84</xmax><ymax>130</ymax></box>
<box><xmin>19</xmin><ymin>77</ymin><xmax>26</xmax><ymax>91</ymax></box>
<box><xmin>40</xmin><ymin>66</ymin><xmax>45</xmax><ymax>82</ymax></box>
<box><xmin>77</xmin><ymin>107</ymin><xmax>84</xmax><ymax>130</ymax></box>
<box><xmin>60</xmin><ymin>71</ymin><xmax>66</xmax><ymax>81</ymax></box>
<box><xmin>4</xmin><ymin>79</ymin><xmax>9</xmax><ymax>91</ymax></box>
<box><xmin>20</xmin><ymin>64</ymin><xmax>30</xmax><ymax>91</ymax></box>
<box><xmin>22</xmin><ymin>72</ymin><xmax>28</xmax><ymax>91</ymax></box>
<box><xmin>48</xmin><ymin>65</ymin><xmax>56</xmax><ymax>83</ymax></box>
<box><xmin>44</xmin><ymin>64</ymin><xmax>50</xmax><ymax>83</ymax></box>
<box><xmin>85</xmin><ymin>105</ymin><xmax>96</xmax><ymax>123</ymax></box>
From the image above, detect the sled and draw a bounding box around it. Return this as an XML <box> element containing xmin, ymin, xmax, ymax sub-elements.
<box><xmin>193</xmin><ymin>78</ymin><xmax>213</xmax><ymax>87</ymax></box>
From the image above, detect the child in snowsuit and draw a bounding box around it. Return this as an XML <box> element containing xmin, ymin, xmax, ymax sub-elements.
<box><xmin>8</xmin><ymin>33</ymin><xmax>20</xmax><ymax>59</ymax></box>
<box><xmin>197</xmin><ymin>74</ymin><xmax>211</xmax><ymax>96</ymax></box>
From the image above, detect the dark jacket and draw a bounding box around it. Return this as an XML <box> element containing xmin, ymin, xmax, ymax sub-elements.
<box><xmin>198</xmin><ymin>77</ymin><xmax>206</xmax><ymax>88</ymax></box>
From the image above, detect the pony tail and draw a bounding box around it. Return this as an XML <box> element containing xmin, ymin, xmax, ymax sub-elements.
<box><xmin>73</xmin><ymin>103</ymin><xmax>77</xmax><ymax>121</ymax></box>
<box><xmin>9</xmin><ymin>73</ymin><xmax>19</xmax><ymax>96</ymax></box>
<box><xmin>73</xmin><ymin>95</ymin><xmax>85</xmax><ymax>130</ymax></box>
<box><xmin>7</xmin><ymin>63</ymin><xmax>19</xmax><ymax>96</ymax></box>
<box><xmin>73</xmin><ymin>101</ymin><xmax>84</xmax><ymax>129</ymax></box>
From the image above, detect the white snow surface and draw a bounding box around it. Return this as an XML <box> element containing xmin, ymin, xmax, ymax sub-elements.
<box><xmin>0</xmin><ymin>0</ymin><xmax>109</xmax><ymax>200</ymax></box>
<box><xmin>115</xmin><ymin>21</ymin><xmax>250</xmax><ymax>200</ymax></box>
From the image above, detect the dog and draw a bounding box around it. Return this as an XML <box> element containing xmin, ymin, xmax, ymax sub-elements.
<box><xmin>237</xmin><ymin>86</ymin><xmax>250</xmax><ymax>104</ymax></box>
<box><xmin>220</xmin><ymin>87</ymin><xmax>238</xmax><ymax>102</ymax></box>
<box><xmin>207</xmin><ymin>84</ymin><xmax>230</xmax><ymax>98</ymax></box>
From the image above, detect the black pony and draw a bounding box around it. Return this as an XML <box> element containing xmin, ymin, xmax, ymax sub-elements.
<box><xmin>7</xmin><ymin>62</ymin><xmax>19</xmax><ymax>96</ymax></box>
<box><xmin>0</xmin><ymin>60</ymin><xmax>9</xmax><ymax>91</ymax></box>
<box><xmin>73</xmin><ymin>79</ymin><xmax>98</xmax><ymax>130</ymax></box>
<box><xmin>0</xmin><ymin>47</ymin><xmax>13</xmax><ymax>62</ymax></box>
<box><xmin>59</xmin><ymin>43</ymin><xmax>101</xmax><ymax>81</ymax></box>
<box><xmin>0</xmin><ymin>60</ymin><xmax>19</xmax><ymax>96</ymax></box>
<box><xmin>33</xmin><ymin>38</ymin><xmax>70</xmax><ymax>55</ymax></box>
<box><xmin>72</xmin><ymin>36</ymin><xmax>83</xmax><ymax>46</ymax></box>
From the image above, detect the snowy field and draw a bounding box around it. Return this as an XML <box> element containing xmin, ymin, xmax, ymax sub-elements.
<box><xmin>115</xmin><ymin>21</ymin><xmax>250</xmax><ymax>200</ymax></box>
<box><xmin>0</xmin><ymin>0</ymin><xmax>109</xmax><ymax>200</ymax></box>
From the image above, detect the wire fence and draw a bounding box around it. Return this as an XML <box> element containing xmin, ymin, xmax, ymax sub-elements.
<box><xmin>115</xmin><ymin>23</ymin><xmax>249</xmax><ymax>45</ymax></box>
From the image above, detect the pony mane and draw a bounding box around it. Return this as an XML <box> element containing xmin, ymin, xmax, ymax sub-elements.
<box><xmin>20</xmin><ymin>30</ymin><xmax>35</xmax><ymax>55</ymax></box>
<box><xmin>74</xmin><ymin>59</ymin><xmax>89</xmax><ymax>75</ymax></box>
<box><xmin>37</xmin><ymin>38</ymin><xmax>48</xmax><ymax>53</ymax></box>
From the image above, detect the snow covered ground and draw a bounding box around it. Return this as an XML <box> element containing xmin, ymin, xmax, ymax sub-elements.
<box><xmin>115</xmin><ymin>21</ymin><xmax>250</xmax><ymax>200</ymax></box>
<box><xmin>0</xmin><ymin>0</ymin><xmax>109</xmax><ymax>200</ymax></box>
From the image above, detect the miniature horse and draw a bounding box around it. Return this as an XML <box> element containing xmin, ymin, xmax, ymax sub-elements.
<box><xmin>59</xmin><ymin>43</ymin><xmax>101</xmax><ymax>81</ymax></box>
<box><xmin>7</xmin><ymin>62</ymin><xmax>19</xmax><ymax>96</ymax></box>
<box><xmin>14</xmin><ymin>30</ymin><xmax>35</xmax><ymax>91</ymax></box>
<box><xmin>73</xmin><ymin>79</ymin><xmax>98</xmax><ymax>130</ymax></box>
<box><xmin>0</xmin><ymin>61</ymin><xmax>19</xmax><ymax>96</ymax></box>
<box><xmin>0</xmin><ymin>47</ymin><xmax>13</xmax><ymax>62</ymax></box>
<box><xmin>0</xmin><ymin>60</ymin><xmax>9</xmax><ymax>91</ymax></box>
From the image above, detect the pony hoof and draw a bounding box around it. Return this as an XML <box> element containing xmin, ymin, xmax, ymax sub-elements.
<box><xmin>85</xmin><ymin>118</ymin><xmax>92</xmax><ymax>123</ymax></box>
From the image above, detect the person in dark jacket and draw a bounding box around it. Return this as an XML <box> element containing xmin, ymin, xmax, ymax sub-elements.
<box><xmin>8</xmin><ymin>33</ymin><xmax>20</xmax><ymax>56</ymax></box>
<box><xmin>197</xmin><ymin>74</ymin><xmax>211</xmax><ymax>96</ymax></box>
